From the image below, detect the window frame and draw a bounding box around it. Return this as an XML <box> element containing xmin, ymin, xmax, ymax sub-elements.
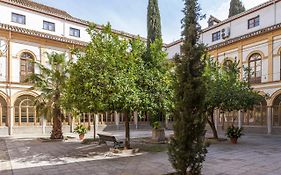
<box><xmin>14</xmin><ymin>96</ymin><xmax>37</xmax><ymax>126</ymax></box>
<box><xmin>43</xmin><ymin>20</ymin><xmax>56</xmax><ymax>32</ymax></box>
<box><xmin>11</xmin><ymin>13</ymin><xmax>26</xmax><ymax>25</ymax></box>
<box><xmin>248</xmin><ymin>53</ymin><xmax>262</xmax><ymax>84</ymax></box>
<box><xmin>248</xmin><ymin>15</ymin><xmax>260</xmax><ymax>29</ymax></box>
<box><xmin>212</xmin><ymin>31</ymin><xmax>221</xmax><ymax>42</ymax></box>
<box><xmin>19</xmin><ymin>52</ymin><xmax>35</xmax><ymax>83</ymax></box>
<box><xmin>69</xmin><ymin>27</ymin><xmax>80</xmax><ymax>38</ymax></box>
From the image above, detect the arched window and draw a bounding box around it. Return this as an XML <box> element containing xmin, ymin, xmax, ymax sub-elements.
<box><xmin>248</xmin><ymin>53</ymin><xmax>262</xmax><ymax>84</ymax></box>
<box><xmin>223</xmin><ymin>59</ymin><xmax>234</xmax><ymax>71</ymax></box>
<box><xmin>0</xmin><ymin>96</ymin><xmax>7</xmax><ymax>126</ymax></box>
<box><xmin>20</xmin><ymin>52</ymin><xmax>34</xmax><ymax>83</ymax></box>
<box><xmin>14</xmin><ymin>95</ymin><xmax>37</xmax><ymax>126</ymax></box>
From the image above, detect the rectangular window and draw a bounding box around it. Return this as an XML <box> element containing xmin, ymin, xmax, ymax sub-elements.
<box><xmin>69</xmin><ymin>27</ymin><xmax>80</xmax><ymax>37</ymax></box>
<box><xmin>212</xmin><ymin>31</ymin><xmax>220</xmax><ymax>42</ymax></box>
<box><xmin>43</xmin><ymin>21</ymin><xmax>55</xmax><ymax>31</ymax></box>
<box><xmin>11</xmin><ymin>13</ymin><xmax>26</xmax><ymax>24</ymax></box>
<box><xmin>248</xmin><ymin>16</ymin><xmax>260</xmax><ymax>29</ymax></box>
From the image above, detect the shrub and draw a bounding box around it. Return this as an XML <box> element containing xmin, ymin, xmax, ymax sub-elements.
<box><xmin>74</xmin><ymin>124</ymin><xmax>87</xmax><ymax>135</ymax></box>
<box><xmin>226</xmin><ymin>125</ymin><xmax>243</xmax><ymax>138</ymax></box>
<box><xmin>152</xmin><ymin>121</ymin><xmax>161</xmax><ymax>129</ymax></box>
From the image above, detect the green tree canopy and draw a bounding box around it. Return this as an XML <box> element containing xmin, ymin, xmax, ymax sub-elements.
<box><xmin>228</xmin><ymin>0</ymin><xmax>246</xmax><ymax>18</ymax></box>
<box><xmin>204</xmin><ymin>59</ymin><xmax>264</xmax><ymax>139</ymax></box>
<box><xmin>65</xmin><ymin>23</ymin><xmax>173</xmax><ymax>148</ymax></box>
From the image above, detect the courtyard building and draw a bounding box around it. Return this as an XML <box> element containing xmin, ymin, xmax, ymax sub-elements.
<box><xmin>166</xmin><ymin>0</ymin><xmax>281</xmax><ymax>134</ymax></box>
<box><xmin>0</xmin><ymin>0</ymin><xmax>147</xmax><ymax>136</ymax></box>
<box><xmin>1</xmin><ymin>0</ymin><xmax>281</xmax><ymax>136</ymax></box>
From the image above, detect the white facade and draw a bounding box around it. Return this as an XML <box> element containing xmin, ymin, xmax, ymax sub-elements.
<box><xmin>200</xmin><ymin>0</ymin><xmax>280</xmax><ymax>46</ymax></box>
<box><xmin>0</xmin><ymin>2</ymin><xmax>90</xmax><ymax>42</ymax></box>
<box><xmin>166</xmin><ymin>0</ymin><xmax>281</xmax><ymax>134</ymax></box>
<box><xmin>0</xmin><ymin>0</ymin><xmax>144</xmax><ymax>135</ymax></box>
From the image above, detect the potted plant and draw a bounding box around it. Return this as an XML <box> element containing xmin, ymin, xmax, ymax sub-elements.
<box><xmin>152</xmin><ymin>121</ymin><xmax>165</xmax><ymax>142</ymax></box>
<box><xmin>74</xmin><ymin>124</ymin><xmax>87</xmax><ymax>140</ymax></box>
<box><xmin>226</xmin><ymin>125</ymin><xmax>243</xmax><ymax>144</ymax></box>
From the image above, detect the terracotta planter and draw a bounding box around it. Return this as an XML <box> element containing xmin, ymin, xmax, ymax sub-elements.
<box><xmin>152</xmin><ymin>128</ymin><xmax>165</xmax><ymax>142</ymax></box>
<box><xmin>79</xmin><ymin>134</ymin><xmax>85</xmax><ymax>140</ymax></box>
<box><xmin>230</xmin><ymin>137</ymin><xmax>238</xmax><ymax>144</ymax></box>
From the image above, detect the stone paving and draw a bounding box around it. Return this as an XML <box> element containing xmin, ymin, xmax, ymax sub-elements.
<box><xmin>0</xmin><ymin>138</ymin><xmax>12</xmax><ymax>175</ymax></box>
<box><xmin>1</xmin><ymin>131</ymin><xmax>281</xmax><ymax>175</ymax></box>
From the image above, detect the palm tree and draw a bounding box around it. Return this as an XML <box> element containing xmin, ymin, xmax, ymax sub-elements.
<box><xmin>28</xmin><ymin>52</ymin><xmax>70</xmax><ymax>139</ymax></box>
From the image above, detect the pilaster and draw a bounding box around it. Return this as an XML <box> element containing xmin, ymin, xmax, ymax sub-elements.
<box><xmin>268</xmin><ymin>33</ymin><xmax>273</xmax><ymax>82</ymax></box>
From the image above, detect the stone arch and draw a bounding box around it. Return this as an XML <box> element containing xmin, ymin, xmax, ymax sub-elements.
<box><xmin>0</xmin><ymin>90</ymin><xmax>10</xmax><ymax>103</ymax></box>
<box><xmin>0</xmin><ymin>90</ymin><xmax>8</xmax><ymax>126</ymax></box>
<box><xmin>11</xmin><ymin>90</ymin><xmax>38</xmax><ymax>106</ymax></box>
<box><xmin>246</xmin><ymin>50</ymin><xmax>265</xmax><ymax>61</ymax></box>
<box><xmin>268</xmin><ymin>89</ymin><xmax>281</xmax><ymax>106</ymax></box>
<box><xmin>16</xmin><ymin>49</ymin><xmax>37</xmax><ymax>60</ymax></box>
<box><xmin>269</xmin><ymin>89</ymin><xmax>281</xmax><ymax>126</ymax></box>
<box><xmin>278</xmin><ymin>47</ymin><xmax>281</xmax><ymax>54</ymax></box>
<box><xmin>223</xmin><ymin>57</ymin><xmax>235</xmax><ymax>62</ymax></box>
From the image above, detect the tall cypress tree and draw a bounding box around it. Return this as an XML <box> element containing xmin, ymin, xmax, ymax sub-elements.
<box><xmin>228</xmin><ymin>0</ymin><xmax>245</xmax><ymax>18</ymax></box>
<box><xmin>147</xmin><ymin>0</ymin><xmax>162</xmax><ymax>49</ymax></box>
<box><xmin>168</xmin><ymin>0</ymin><xmax>207</xmax><ymax>174</ymax></box>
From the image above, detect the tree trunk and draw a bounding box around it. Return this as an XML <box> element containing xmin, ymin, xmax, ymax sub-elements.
<box><xmin>93</xmin><ymin>113</ymin><xmax>96</xmax><ymax>140</ymax></box>
<box><xmin>124</xmin><ymin>111</ymin><xmax>130</xmax><ymax>149</ymax></box>
<box><xmin>50</xmin><ymin>105</ymin><xmax>63</xmax><ymax>139</ymax></box>
<box><xmin>207</xmin><ymin>111</ymin><xmax>218</xmax><ymax>140</ymax></box>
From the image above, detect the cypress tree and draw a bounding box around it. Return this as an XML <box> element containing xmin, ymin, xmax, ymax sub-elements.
<box><xmin>147</xmin><ymin>0</ymin><xmax>162</xmax><ymax>49</ymax></box>
<box><xmin>168</xmin><ymin>0</ymin><xmax>207</xmax><ymax>174</ymax></box>
<box><xmin>228</xmin><ymin>0</ymin><xmax>246</xmax><ymax>18</ymax></box>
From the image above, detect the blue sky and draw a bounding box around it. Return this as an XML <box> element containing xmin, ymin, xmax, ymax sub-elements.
<box><xmin>33</xmin><ymin>0</ymin><xmax>268</xmax><ymax>44</ymax></box>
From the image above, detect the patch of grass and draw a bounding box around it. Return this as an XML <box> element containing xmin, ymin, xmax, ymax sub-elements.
<box><xmin>37</xmin><ymin>138</ymin><xmax>63</xmax><ymax>142</ymax></box>
<box><xmin>81</xmin><ymin>138</ymin><xmax>99</xmax><ymax>144</ymax></box>
<box><xmin>130</xmin><ymin>137</ymin><xmax>169</xmax><ymax>152</ymax></box>
<box><xmin>205</xmin><ymin>137</ymin><xmax>227</xmax><ymax>146</ymax></box>
<box><xmin>136</xmin><ymin>143</ymin><xmax>168</xmax><ymax>152</ymax></box>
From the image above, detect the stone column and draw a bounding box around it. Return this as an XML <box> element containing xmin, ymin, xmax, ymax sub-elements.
<box><xmin>238</xmin><ymin>110</ymin><xmax>244</xmax><ymax>129</ymax></box>
<box><xmin>267</xmin><ymin>106</ymin><xmax>273</xmax><ymax>134</ymax></box>
<box><xmin>41</xmin><ymin>115</ymin><xmax>46</xmax><ymax>134</ymax></box>
<box><xmin>105</xmin><ymin>112</ymin><xmax>108</xmax><ymax>125</ymax></box>
<box><xmin>115</xmin><ymin>111</ymin><xmax>119</xmax><ymax>129</ymax></box>
<box><xmin>134</xmin><ymin>112</ymin><xmax>138</xmax><ymax>129</ymax></box>
<box><xmin>88</xmin><ymin>113</ymin><xmax>91</xmax><ymax>130</ymax></box>
<box><xmin>8</xmin><ymin>105</ymin><xmax>14</xmax><ymax>135</ymax></box>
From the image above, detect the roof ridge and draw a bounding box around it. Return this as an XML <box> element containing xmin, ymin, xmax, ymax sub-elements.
<box><xmin>202</xmin><ymin>0</ymin><xmax>279</xmax><ymax>32</ymax></box>
<box><xmin>0</xmin><ymin>0</ymin><xmax>147</xmax><ymax>42</ymax></box>
<box><xmin>7</xmin><ymin>0</ymin><xmax>73</xmax><ymax>18</ymax></box>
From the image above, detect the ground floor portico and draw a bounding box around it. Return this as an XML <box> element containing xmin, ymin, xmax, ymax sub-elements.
<box><xmin>2</xmin><ymin>83</ymin><xmax>281</xmax><ymax>135</ymax></box>
<box><xmin>212</xmin><ymin>83</ymin><xmax>281</xmax><ymax>135</ymax></box>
